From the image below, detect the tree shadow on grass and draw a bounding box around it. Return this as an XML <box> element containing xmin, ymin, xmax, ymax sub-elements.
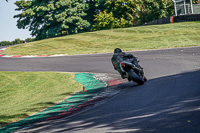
<box><xmin>25</xmin><ymin>70</ymin><xmax>200</xmax><ymax>133</ymax></box>
<box><xmin>0</xmin><ymin>85</ymin><xmax>104</xmax><ymax>133</ymax></box>
<box><xmin>0</xmin><ymin>102</ymin><xmax>57</xmax><ymax>128</ymax></box>
<box><xmin>0</xmin><ymin>113</ymin><xmax>28</xmax><ymax>128</ymax></box>
<box><xmin>60</xmin><ymin>92</ymin><xmax>74</xmax><ymax>96</ymax></box>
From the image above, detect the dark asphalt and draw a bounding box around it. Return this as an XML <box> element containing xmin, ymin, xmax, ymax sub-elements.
<box><xmin>0</xmin><ymin>47</ymin><xmax>200</xmax><ymax>133</ymax></box>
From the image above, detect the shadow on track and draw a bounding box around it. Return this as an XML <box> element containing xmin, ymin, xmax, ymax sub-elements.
<box><xmin>15</xmin><ymin>70</ymin><xmax>200</xmax><ymax>133</ymax></box>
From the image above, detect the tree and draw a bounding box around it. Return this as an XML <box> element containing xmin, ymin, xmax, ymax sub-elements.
<box><xmin>93</xmin><ymin>0</ymin><xmax>174</xmax><ymax>30</ymax></box>
<box><xmin>93</xmin><ymin>0</ymin><xmax>143</xmax><ymax>30</ymax></box>
<box><xmin>93</xmin><ymin>11</ymin><xmax>128</xmax><ymax>30</ymax></box>
<box><xmin>14</xmin><ymin>0</ymin><xmax>90</xmax><ymax>40</ymax></box>
<box><xmin>0</xmin><ymin>41</ymin><xmax>13</xmax><ymax>47</ymax></box>
<box><xmin>25</xmin><ymin>38</ymin><xmax>36</xmax><ymax>42</ymax></box>
<box><xmin>14</xmin><ymin>38</ymin><xmax>23</xmax><ymax>44</ymax></box>
<box><xmin>141</xmin><ymin>0</ymin><xmax>174</xmax><ymax>23</ymax></box>
<box><xmin>84</xmin><ymin>0</ymin><xmax>107</xmax><ymax>26</ymax></box>
<box><xmin>105</xmin><ymin>0</ymin><xmax>143</xmax><ymax>26</ymax></box>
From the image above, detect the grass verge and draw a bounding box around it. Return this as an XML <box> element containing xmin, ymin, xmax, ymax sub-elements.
<box><xmin>0</xmin><ymin>71</ymin><xmax>82</xmax><ymax>127</ymax></box>
<box><xmin>3</xmin><ymin>22</ymin><xmax>200</xmax><ymax>55</ymax></box>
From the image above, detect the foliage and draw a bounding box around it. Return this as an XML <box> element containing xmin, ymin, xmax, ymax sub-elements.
<box><xmin>84</xmin><ymin>0</ymin><xmax>107</xmax><ymax>26</ymax></box>
<box><xmin>25</xmin><ymin>38</ymin><xmax>36</xmax><ymax>42</ymax></box>
<box><xmin>93</xmin><ymin>0</ymin><xmax>142</xmax><ymax>30</ymax></box>
<box><xmin>93</xmin><ymin>0</ymin><xmax>174</xmax><ymax>30</ymax></box>
<box><xmin>93</xmin><ymin>11</ymin><xmax>129</xmax><ymax>30</ymax></box>
<box><xmin>192</xmin><ymin>0</ymin><xmax>199</xmax><ymax>4</ymax></box>
<box><xmin>105</xmin><ymin>0</ymin><xmax>143</xmax><ymax>25</ymax></box>
<box><xmin>13</xmin><ymin>38</ymin><xmax>23</xmax><ymax>44</ymax></box>
<box><xmin>0</xmin><ymin>41</ymin><xmax>13</xmax><ymax>47</ymax></box>
<box><xmin>13</xmin><ymin>0</ymin><xmax>175</xmax><ymax>39</ymax></box>
<box><xmin>0</xmin><ymin>38</ymin><xmax>36</xmax><ymax>47</ymax></box>
<box><xmin>14</xmin><ymin>0</ymin><xmax>90</xmax><ymax>40</ymax></box>
<box><xmin>141</xmin><ymin>0</ymin><xmax>174</xmax><ymax>23</ymax></box>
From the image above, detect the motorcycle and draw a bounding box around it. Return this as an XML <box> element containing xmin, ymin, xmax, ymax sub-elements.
<box><xmin>120</xmin><ymin>58</ymin><xmax>147</xmax><ymax>85</ymax></box>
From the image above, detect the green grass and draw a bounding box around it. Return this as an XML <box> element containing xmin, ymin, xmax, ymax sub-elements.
<box><xmin>0</xmin><ymin>71</ymin><xmax>82</xmax><ymax>127</ymax></box>
<box><xmin>3</xmin><ymin>22</ymin><xmax>200</xmax><ymax>55</ymax></box>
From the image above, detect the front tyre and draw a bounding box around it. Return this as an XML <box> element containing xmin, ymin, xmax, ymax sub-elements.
<box><xmin>128</xmin><ymin>69</ymin><xmax>144</xmax><ymax>85</ymax></box>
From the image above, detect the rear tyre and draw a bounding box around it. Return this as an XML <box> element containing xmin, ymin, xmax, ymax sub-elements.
<box><xmin>128</xmin><ymin>69</ymin><xmax>144</xmax><ymax>85</ymax></box>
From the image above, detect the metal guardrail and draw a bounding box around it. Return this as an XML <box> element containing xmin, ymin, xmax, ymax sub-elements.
<box><xmin>143</xmin><ymin>14</ymin><xmax>200</xmax><ymax>26</ymax></box>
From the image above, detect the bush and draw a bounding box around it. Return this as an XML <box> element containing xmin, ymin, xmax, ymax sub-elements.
<box><xmin>92</xmin><ymin>11</ymin><xmax>129</xmax><ymax>30</ymax></box>
<box><xmin>0</xmin><ymin>41</ymin><xmax>13</xmax><ymax>47</ymax></box>
<box><xmin>0</xmin><ymin>38</ymin><xmax>36</xmax><ymax>47</ymax></box>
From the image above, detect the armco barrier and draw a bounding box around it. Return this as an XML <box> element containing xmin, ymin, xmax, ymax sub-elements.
<box><xmin>144</xmin><ymin>14</ymin><xmax>200</xmax><ymax>26</ymax></box>
<box><xmin>173</xmin><ymin>14</ymin><xmax>200</xmax><ymax>22</ymax></box>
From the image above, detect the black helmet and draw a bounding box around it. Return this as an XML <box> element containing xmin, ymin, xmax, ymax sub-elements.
<box><xmin>114</xmin><ymin>48</ymin><xmax>122</xmax><ymax>53</ymax></box>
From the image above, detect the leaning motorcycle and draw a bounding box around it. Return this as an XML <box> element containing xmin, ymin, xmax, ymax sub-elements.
<box><xmin>120</xmin><ymin>58</ymin><xmax>147</xmax><ymax>85</ymax></box>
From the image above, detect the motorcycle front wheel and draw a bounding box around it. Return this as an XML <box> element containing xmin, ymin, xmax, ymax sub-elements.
<box><xmin>128</xmin><ymin>69</ymin><xmax>144</xmax><ymax>85</ymax></box>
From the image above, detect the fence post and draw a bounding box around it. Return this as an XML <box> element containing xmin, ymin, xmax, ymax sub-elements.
<box><xmin>190</xmin><ymin>0</ymin><xmax>194</xmax><ymax>14</ymax></box>
<box><xmin>174</xmin><ymin>1</ymin><xmax>178</xmax><ymax>16</ymax></box>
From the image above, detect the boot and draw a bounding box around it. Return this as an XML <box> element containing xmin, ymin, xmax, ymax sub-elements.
<box><xmin>121</xmin><ymin>72</ymin><xmax>127</xmax><ymax>79</ymax></box>
<box><xmin>128</xmin><ymin>76</ymin><xmax>132</xmax><ymax>82</ymax></box>
<box><xmin>144</xmin><ymin>76</ymin><xmax>147</xmax><ymax>82</ymax></box>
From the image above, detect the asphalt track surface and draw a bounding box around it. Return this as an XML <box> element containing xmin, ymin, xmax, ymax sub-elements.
<box><xmin>0</xmin><ymin>47</ymin><xmax>200</xmax><ymax>133</ymax></box>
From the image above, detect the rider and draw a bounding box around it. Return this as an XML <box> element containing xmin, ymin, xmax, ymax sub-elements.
<box><xmin>111</xmin><ymin>48</ymin><xmax>137</xmax><ymax>79</ymax></box>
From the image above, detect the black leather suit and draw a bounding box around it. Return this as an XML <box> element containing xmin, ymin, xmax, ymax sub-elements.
<box><xmin>111</xmin><ymin>52</ymin><xmax>136</xmax><ymax>77</ymax></box>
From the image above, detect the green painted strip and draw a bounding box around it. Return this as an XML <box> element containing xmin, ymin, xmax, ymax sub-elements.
<box><xmin>0</xmin><ymin>73</ymin><xmax>107</xmax><ymax>133</ymax></box>
<box><xmin>75</xmin><ymin>73</ymin><xmax>107</xmax><ymax>91</ymax></box>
